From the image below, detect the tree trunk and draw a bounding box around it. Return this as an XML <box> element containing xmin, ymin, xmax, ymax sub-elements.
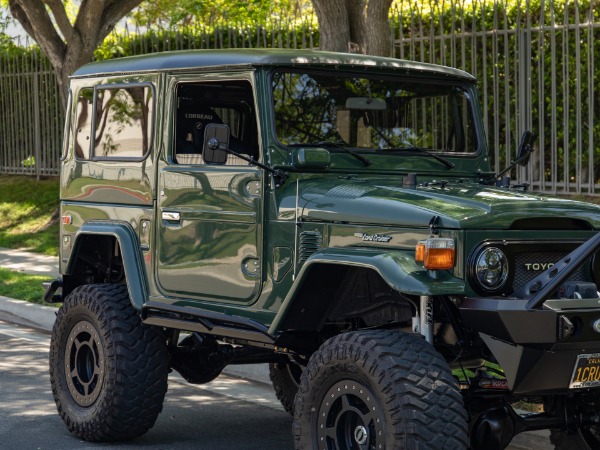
<box><xmin>312</xmin><ymin>0</ymin><xmax>352</xmax><ymax>53</ymax></box>
<box><xmin>8</xmin><ymin>0</ymin><xmax>144</xmax><ymax>110</ymax></box>
<box><xmin>312</xmin><ymin>0</ymin><xmax>394</xmax><ymax>57</ymax></box>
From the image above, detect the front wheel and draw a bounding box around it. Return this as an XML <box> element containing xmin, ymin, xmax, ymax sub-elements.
<box><xmin>49</xmin><ymin>284</ymin><xmax>169</xmax><ymax>442</ymax></box>
<box><xmin>551</xmin><ymin>427</ymin><xmax>600</xmax><ymax>449</ymax></box>
<box><xmin>293</xmin><ymin>330</ymin><xmax>468</xmax><ymax>449</ymax></box>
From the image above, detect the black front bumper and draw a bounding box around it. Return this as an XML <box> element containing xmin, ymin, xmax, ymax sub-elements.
<box><xmin>459</xmin><ymin>232</ymin><xmax>600</xmax><ymax>395</ymax></box>
<box><xmin>460</xmin><ymin>297</ymin><xmax>600</xmax><ymax>394</ymax></box>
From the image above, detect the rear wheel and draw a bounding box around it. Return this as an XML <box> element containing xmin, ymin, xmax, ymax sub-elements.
<box><xmin>49</xmin><ymin>284</ymin><xmax>169</xmax><ymax>441</ymax></box>
<box><xmin>269</xmin><ymin>361</ymin><xmax>302</xmax><ymax>415</ymax></box>
<box><xmin>293</xmin><ymin>330</ymin><xmax>468</xmax><ymax>449</ymax></box>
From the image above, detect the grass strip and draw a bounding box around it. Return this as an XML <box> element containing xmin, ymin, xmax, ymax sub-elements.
<box><xmin>0</xmin><ymin>176</ymin><xmax>60</xmax><ymax>256</ymax></box>
<box><xmin>0</xmin><ymin>268</ymin><xmax>54</xmax><ymax>305</ymax></box>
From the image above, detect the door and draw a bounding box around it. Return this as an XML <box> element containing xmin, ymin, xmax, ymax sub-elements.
<box><xmin>157</xmin><ymin>76</ymin><xmax>263</xmax><ymax>304</ymax></box>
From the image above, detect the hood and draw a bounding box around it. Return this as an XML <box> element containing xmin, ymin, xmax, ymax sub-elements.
<box><xmin>281</xmin><ymin>178</ymin><xmax>600</xmax><ymax>230</ymax></box>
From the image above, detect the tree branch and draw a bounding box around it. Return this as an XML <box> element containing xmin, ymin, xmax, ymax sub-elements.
<box><xmin>8</xmin><ymin>0</ymin><xmax>66</xmax><ymax>67</ymax></box>
<box><xmin>73</xmin><ymin>0</ymin><xmax>105</xmax><ymax>46</ymax></box>
<box><xmin>98</xmin><ymin>0</ymin><xmax>144</xmax><ymax>42</ymax></box>
<box><xmin>43</xmin><ymin>0</ymin><xmax>76</xmax><ymax>42</ymax></box>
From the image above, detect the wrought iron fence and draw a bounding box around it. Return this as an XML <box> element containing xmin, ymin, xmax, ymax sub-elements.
<box><xmin>1</xmin><ymin>1</ymin><xmax>598</xmax><ymax>195</ymax></box>
<box><xmin>0</xmin><ymin>43</ymin><xmax>63</xmax><ymax>178</ymax></box>
<box><xmin>392</xmin><ymin>0</ymin><xmax>600</xmax><ymax>195</ymax></box>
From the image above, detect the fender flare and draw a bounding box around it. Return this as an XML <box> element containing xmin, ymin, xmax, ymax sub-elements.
<box><xmin>66</xmin><ymin>221</ymin><xmax>148</xmax><ymax>310</ymax></box>
<box><xmin>268</xmin><ymin>247</ymin><xmax>464</xmax><ymax>334</ymax></box>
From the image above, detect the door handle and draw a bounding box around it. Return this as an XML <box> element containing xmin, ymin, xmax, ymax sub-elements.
<box><xmin>162</xmin><ymin>211</ymin><xmax>181</xmax><ymax>221</ymax></box>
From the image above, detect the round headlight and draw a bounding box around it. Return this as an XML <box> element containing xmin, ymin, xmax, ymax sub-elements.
<box><xmin>475</xmin><ymin>247</ymin><xmax>508</xmax><ymax>291</ymax></box>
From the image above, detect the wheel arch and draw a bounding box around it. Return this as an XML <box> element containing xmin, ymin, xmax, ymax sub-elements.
<box><xmin>64</xmin><ymin>221</ymin><xmax>148</xmax><ymax>309</ymax></box>
<box><xmin>268</xmin><ymin>248</ymin><xmax>465</xmax><ymax>335</ymax></box>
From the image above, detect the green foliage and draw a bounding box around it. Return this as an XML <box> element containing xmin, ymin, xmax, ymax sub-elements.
<box><xmin>93</xmin><ymin>18</ymin><xmax>320</xmax><ymax>61</ymax></box>
<box><xmin>3</xmin><ymin>0</ymin><xmax>600</xmax><ymax>191</ymax></box>
<box><xmin>0</xmin><ymin>268</ymin><xmax>54</xmax><ymax>305</ymax></box>
<box><xmin>0</xmin><ymin>6</ymin><xmax>15</xmax><ymax>49</ymax></box>
<box><xmin>21</xmin><ymin>155</ymin><xmax>35</xmax><ymax>167</ymax></box>
<box><xmin>0</xmin><ymin>176</ymin><xmax>59</xmax><ymax>256</ymax></box>
<box><xmin>389</xmin><ymin>0</ymin><xmax>600</xmax><ymax>186</ymax></box>
<box><xmin>129</xmin><ymin>0</ymin><xmax>313</xmax><ymax>28</ymax></box>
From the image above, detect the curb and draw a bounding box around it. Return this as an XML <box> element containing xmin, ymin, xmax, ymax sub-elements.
<box><xmin>0</xmin><ymin>296</ymin><xmax>57</xmax><ymax>331</ymax></box>
<box><xmin>0</xmin><ymin>296</ymin><xmax>271</xmax><ymax>385</ymax></box>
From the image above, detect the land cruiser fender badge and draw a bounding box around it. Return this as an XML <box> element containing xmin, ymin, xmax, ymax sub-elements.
<box><xmin>354</xmin><ymin>233</ymin><xmax>392</xmax><ymax>242</ymax></box>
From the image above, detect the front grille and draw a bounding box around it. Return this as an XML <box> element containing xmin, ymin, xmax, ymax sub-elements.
<box><xmin>512</xmin><ymin>250</ymin><xmax>586</xmax><ymax>291</ymax></box>
<box><xmin>469</xmin><ymin>240</ymin><xmax>593</xmax><ymax>295</ymax></box>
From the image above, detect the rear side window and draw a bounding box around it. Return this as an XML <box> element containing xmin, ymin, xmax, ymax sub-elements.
<box><xmin>93</xmin><ymin>85</ymin><xmax>154</xmax><ymax>160</ymax></box>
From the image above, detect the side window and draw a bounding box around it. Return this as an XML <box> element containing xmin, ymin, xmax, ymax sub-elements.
<box><xmin>175</xmin><ymin>80</ymin><xmax>259</xmax><ymax>165</ymax></box>
<box><xmin>74</xmin><ymin>88</ymin><xmax>93</xmax><ymax>159</ymax></box>
<box><xmin>94</xmin><ymin>85</ymin><xmax>153</xmax><ymax>159</ymax></box>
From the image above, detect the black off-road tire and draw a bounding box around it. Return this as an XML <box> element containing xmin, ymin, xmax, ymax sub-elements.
<box><xmin>269</xmin><ymin>361</ymin><xmax>303</xmax><ymax>415</ymax></box>
<box><xmin>293</xmin><ymin>330</ymin><xmax>468</xmax><ymax>450</ymax></box>
<box><xmin>550</xmin><ymin>427</ymin><xmax>600</xmax><ymax>449</ymax></box>
<box><xmin>49</xmin><ymin>284</ymin><xmax>169</xmax><ymax>442</ymax></box>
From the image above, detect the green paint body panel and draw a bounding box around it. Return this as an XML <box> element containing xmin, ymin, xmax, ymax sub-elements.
<box><xmin>58</xmin><ymin>49</ymin><xmax>600</xmax><ymax>332</ymax></box>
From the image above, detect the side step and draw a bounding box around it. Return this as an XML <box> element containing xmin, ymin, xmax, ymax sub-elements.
<box><xmin>141</xmin><ymin>302</ymin><xmax>276</xmax><ymax>347</ymax></box>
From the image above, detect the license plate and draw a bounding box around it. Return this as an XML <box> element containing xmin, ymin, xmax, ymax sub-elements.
<box><xmin>569</xmin><ymin>353</ymin><xmax>600</xmax><ymax>389</ymax></box>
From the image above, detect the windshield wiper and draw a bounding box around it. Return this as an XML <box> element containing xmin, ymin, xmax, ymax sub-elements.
<box><xmin>384</xmin><ymin>146</ymin><xmax>454</xmax><ymax>170</ymax></box>
<box><xmin>289</xmin><ymin>141</ymin><xmax>372</xmax><ymax>167</ymax></box>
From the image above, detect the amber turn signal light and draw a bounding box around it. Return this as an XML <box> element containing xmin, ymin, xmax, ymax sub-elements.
<box><xmin>415</xmin><ymin>238</ymin><xmax>455</xmax><ymax>270</ymax></box>
<box><xmin>415</xmin><ymin>241</ymin><xmax>426</xmax><ymax>262</ymax></box>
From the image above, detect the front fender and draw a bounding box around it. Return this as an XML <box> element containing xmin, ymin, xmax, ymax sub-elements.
<box><xmin>268</xmin><ymin>247</ymin><xmax>464</xmax><ymax>334</ymax></box>
<box><xmin>66</xmin><ymin>221</ymin><xmax>148</xmax><ymax>310</ymax></box>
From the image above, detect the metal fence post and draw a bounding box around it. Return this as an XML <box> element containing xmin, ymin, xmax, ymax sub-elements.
<box><xmin>33</xmin><ymin>71</ymin><xmax>41</xmax><ymax>181</ymax></box>
<box><xmin>518</xmin><ymin>27</ymin><xmax>532</xmax><ymax>184</ymax></box>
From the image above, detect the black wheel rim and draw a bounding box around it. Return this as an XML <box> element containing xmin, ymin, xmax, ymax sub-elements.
<box><xmin>580</xmin><ymin>425</ymin><xmax>600</xmax><ymax>450</ymax></box>
<box><xmin>317</xmin><ymin>379</ymin><xmax>385</xmax><ymax>450</ymax></box>
<box><xmin>64</xmin><ymin>320</ymin><xmax>105</xmax><ymax>407</ymax></box>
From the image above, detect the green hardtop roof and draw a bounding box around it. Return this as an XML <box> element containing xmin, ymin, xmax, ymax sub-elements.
<box><xmin>71</xmin><ymin>48</ymin><xmax>476</xmax><ymax>81</ymax></box>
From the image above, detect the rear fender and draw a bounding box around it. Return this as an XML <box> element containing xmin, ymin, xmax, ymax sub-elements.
<box><xmin>268</xmin><ymin>248</ymin><xmax>464</xmax><ymax>334</ymax></box>
<box><xmin>66</xmin><ymin>221</ymin><xmax>148</xmax><ymax>309</ymax></box>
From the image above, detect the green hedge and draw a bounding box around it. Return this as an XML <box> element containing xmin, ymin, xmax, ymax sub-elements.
<box><xmin>2</xmin><ymin>0</ymin><xmax>598</xmax><ymax>189</ymax></box>
<box><xmin>390</xmin><ymin>0</ymin><xmax>599</xmax><ymax>186</ymax></box>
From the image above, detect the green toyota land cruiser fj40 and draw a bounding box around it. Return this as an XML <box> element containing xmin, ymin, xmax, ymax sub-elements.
<box><xmin>45</xmin><ymin>49</ymin><xmax>600</xmax><ymax>449</ymax></box>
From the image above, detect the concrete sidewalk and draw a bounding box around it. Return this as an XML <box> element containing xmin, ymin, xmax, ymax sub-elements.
<box><xmin>0</xmin><ymin>247</ymin><xmax>59</xmax><ymax>278</ymax></box>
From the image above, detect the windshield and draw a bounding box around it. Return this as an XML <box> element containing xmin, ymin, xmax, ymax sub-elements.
<box><xmin>271</xmin><ymin>69</ymin><xmax>478</xmax><ymax>154</ymax></box>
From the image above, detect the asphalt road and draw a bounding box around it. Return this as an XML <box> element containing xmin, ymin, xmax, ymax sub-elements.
<box><xmin>0</xmin><ymin>320</ymin><xmax>549</xmax><ymax>450</ymax></box>
<box><xmin>0</xmin><ymin>321</ymin><xmax>293</xmax><ymax>450</ymax></box>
